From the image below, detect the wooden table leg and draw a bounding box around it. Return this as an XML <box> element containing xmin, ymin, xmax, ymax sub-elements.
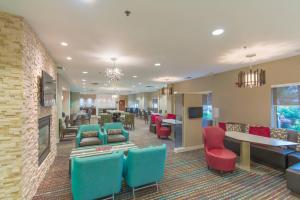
<box><xmin>240</xmin><ymin>141</ymin><xmax>251</xmax><ymax>171</ymax></box>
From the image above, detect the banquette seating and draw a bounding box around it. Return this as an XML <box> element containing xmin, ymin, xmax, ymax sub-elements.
<box><xmin>220</xmin><ymin>122</ymin><xmax>300</xmax><ymax>171</ymax></box>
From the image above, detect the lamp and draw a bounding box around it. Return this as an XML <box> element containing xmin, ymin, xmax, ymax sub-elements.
<box><xmin>236</xmin><ymin>53</ymin><xmax>266</xmax><ymax>88</ymax></box>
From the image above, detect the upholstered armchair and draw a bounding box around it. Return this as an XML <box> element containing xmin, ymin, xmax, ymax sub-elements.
<box><xmin>103</xmin><ymin>122</ymin><xmax>129</xmax><ymax>143</ymax></box>
<box><xmin>76</xmin><ymin>124</ymin><xmax>106</xmax><ymax>147</ymax></box>
<box><xmin>99</xmin><ymin>114</ymin><xmax>112</xmax><ymax>126</ymax></box>
<box><xmin>203</xmin><ymin>127</ymin><xmax>236</xmax><ymax>173</ymax></box>
<box><xmin>155</xmin><ymin>117</ymin><xmax>171</xmax><ymax>138</ymax></box>
<box><xmin>59</xmin><ymin>118</ymin><xmax>78</xmax><ymax>139</ymax></box>
<box><xmin>123</xmin><ymin>113</ymin><xmax>135</xmax><ymax>129</ymax></box>
<box><xmin>71</xmin><ymin>151</ymin><xmax>124</xmax><ymax>200</ymax></box>
<box><xmin>123</xmin><ymin>144</ymin><xmax>167</xmax><ymax>198</ymax></box>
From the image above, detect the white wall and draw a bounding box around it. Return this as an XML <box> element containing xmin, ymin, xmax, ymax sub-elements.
<box><xmin>95</xmin><ymin>94</ymin><xmax>117</xmax><ymax>109</ymax></box>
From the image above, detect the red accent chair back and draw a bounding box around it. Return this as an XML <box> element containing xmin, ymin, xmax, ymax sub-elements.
<box><xmin>203</xmin><ymin>127</ymin><xmax>237</xmax><ymax>172</ymax></box>
<box><xmin>218</xmin><ymin>122</ymin><xmax>227</xmax><ymax>131</ymax></box>
<box><xmin>151</xmin><ymin>114</ymin><xmax>160</xmax><ymax>124</ymax></box>
<box><xmin>166</xmin><ymin>114</ymin><xmax>176</xmax><ymax>120</ymax></box>
<box><xmin>249</xmin><ymin>126</ymin><xmax>270</xmax><ymax>138</ymax></box>
<box><xmin>155</xmin><ymin>117</ymin><xmax>171</xmax><ymax>138</ymax></box>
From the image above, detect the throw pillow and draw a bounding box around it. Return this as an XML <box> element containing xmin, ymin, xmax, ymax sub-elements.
<box><xmin>81</xmin><ymin>131</ymin><xmax>98</xmax><ymax>138</ymax></box>
<box><xmin>270</xmin><ymin>128</ymin><xmax>288</xmax><ymax>140</ymax></box>
<box><xmin>107</xmin><ymin>129</ymin><xmax>122</xmax><ymax>135</ymax></box>
<box><xmin>226</xmin><ymin>123</ymin><xmax>242</xmax><ymax>132</ymax></box>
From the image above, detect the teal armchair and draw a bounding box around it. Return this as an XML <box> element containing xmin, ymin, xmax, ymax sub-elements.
<box><xmin>123</xmin><ymin>144</ymin><xmax>167</xmax><ymax>198</ymax></box>
<box><xmin>103</xmin><ymin>122</ymin><xmax>129</xmax><ymax>143</ymax></box>
<box><xmin>71</xmin><ymin>151</ymin><xmax>124</xmax><ymax>200</ymax></box>
<box><xmin>76</xmin><ymin>124</ymin><xmax>106</xmax><ymax>147</ymax></box>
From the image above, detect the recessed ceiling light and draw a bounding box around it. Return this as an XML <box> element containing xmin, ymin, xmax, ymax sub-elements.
<box><xmin>82</xmin><ymin>71</ymin><xmax>88</xmax><ymax>74</ymax></box>
<box><xmin>82</xmin><ymin>79</ymin><xmax>86</xmax><ymax>82</ymax></box>
<box><xmin>154</xmin><ymin>63</ymin><xmax>161</xmax><ymax>66</ymax></box>
<box><xmin>212</xmin><ymin>29</ymin><xmax>224</xmax><ymax>36</ymax></box>
<box><xmin>132</xmin><ymin>75</ymin><xmax>138</xmax><ymax>78</ymax></box>
<box><xmin>61</xmin><ymin>42</ymin><xmax>68</xmax><ymax>46</ymax></box>
<box><xmin>66</xmin><ymin>57</ymin><xmax>72</xmax><ymax>60</ymax></box>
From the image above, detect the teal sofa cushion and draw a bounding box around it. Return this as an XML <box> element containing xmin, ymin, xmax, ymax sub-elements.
<box><xmin>71</xmin><ymin>151</ymin><xmax>124</xmax><ymax>200</ymax></box>
<box><xmin>124</xmin><ymin>144</ymin><xmax>167</xmax><ymax>188</ymax></box>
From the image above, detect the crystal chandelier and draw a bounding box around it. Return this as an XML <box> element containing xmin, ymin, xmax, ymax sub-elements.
<box><xmin>236</xmin><ymin>53</ymin><xmax>266</xmax><ymax>88</ymax></box>
<box><xmin>105</xmin><ymin>58</ymin><xmax>123</xmax><ymax>83</ymax></box>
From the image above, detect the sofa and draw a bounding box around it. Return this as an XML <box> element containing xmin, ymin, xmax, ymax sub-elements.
<box><xmin>220</xmin><ymin>122</ymin><xmax>300</xmax><ymax>171</ymax></box>
<box><xmin>103</xmin><ymin>122</ymin><xmax>129</xmax><ymax>143</ymax></box>
<box><xmin>76</xmin><ymin>124</ymin><xmax>106</xmax><ymax>147</ymax></box>
<box><xmin>123</xmin><ymin>144</ymin><xmax>167</xmax><ymax>198</ymax></box>
<box><xmin>71</xmin><ymin>151</ymin><xmax>124</xmax><ymax>200</ymax></box>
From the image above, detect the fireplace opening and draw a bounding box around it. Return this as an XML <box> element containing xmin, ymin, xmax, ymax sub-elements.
<box><xmin>38</xmin><ymin>115</ymin><xmax>51</xmax><ymax>165</ymax></box>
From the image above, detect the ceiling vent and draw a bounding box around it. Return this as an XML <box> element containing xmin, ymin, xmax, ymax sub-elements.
<box><xmin>146</xmin><ymin>85</ymin><xmax>153</xmax><ymax>88</ymax></box>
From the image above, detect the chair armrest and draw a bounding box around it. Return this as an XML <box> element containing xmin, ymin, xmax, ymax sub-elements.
<box><xmin>121</xmin><ymin>128</ymin><xmax>129</xmax><ymax>141</ymax></box>
<box><xmin>98</xmin><ymin>131</ymin><xmax>107</xmax><ymax>144</ymax></box>
<box><xmin>75</xmin><ymin>131</ymin><xmax>81</xmax><ymax>148</ymax></box>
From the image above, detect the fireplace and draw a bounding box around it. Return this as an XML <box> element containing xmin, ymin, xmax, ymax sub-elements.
<box><xmin>38</xmin><ymin>115</ymin><xmax>51</xmax><ymax>165</ymax></box>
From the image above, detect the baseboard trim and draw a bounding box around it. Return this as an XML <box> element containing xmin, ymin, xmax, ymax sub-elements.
<box><xmin>174</xmin><ymin>144</ymin><xmax>203</xmax><ymax>153</ymax></box>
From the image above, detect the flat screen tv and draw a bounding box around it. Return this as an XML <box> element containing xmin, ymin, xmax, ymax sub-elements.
<box><xmin>41</xmin><ymin>71</ymin><xmax>56</xmax><ymax>107</ymax></box>
<box><xmin>188</xmin><ymin>107</ymin><xmax>203</xmax><ymax>119</ymax></box>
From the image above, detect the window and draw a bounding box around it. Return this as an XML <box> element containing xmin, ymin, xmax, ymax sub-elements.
<box><xmin>152</xmin><ymin>99</ymin><xmax>158</xmax><ymax>109</ymax></box>
<box><xmin>202</xmin><ymin>93</ymin><xmax>213</xmax><ymax>127</ymax></box>
<box><xmin>272</xmin><ymin>84</ymin><xmax>300</xmax><ymax>132</ymax></box>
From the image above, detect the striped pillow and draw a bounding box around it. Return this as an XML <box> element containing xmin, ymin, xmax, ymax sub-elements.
<box><xmin>107</xmin><ymin>129</ymin><xmax>122</xmax><ymax>135</ymax></box>
<box><xmin>81</xmin><ymin>131</ymin><xmax>98</xmax><ymax>138</ymax></box>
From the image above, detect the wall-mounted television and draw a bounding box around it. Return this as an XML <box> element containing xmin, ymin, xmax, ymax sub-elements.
<box><xmin>41</xmin><ymin>71</ymin><xmax>56</xmax><ymax>107</ymax></box>
<box><xmin>188</xmin><ymin>107</ymin><xmax>203</xmax><ymax>119</ymax></box>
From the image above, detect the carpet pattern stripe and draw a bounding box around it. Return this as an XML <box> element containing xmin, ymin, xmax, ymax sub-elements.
<box><xmin>33</xmin><ymin>119</ymin><xmax>299</xmax><ymax>200</ymax></box>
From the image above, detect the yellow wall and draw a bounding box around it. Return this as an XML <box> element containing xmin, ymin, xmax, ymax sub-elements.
<box><xmin>173</xmin><ymin>55</ymin><xmax>300</xmax><ymax>126</ymax></box>
<box><xmin>183</xmin><ymin>94</ymin><xmax>203</xmax><ymax>147</ymax></box>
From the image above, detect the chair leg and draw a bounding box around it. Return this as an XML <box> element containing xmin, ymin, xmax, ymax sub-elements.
<box><xmin>112</xmin><ymin>193</ymin><xmax>115</xmax><ymax>200</ymax></box>
<box><xmin>132</xmin><ymin>187</ymin><xmax>135</xmax><ymax>199</ymax></box>
<box><xmin>156</xmin><ymin>182</ymin><xmax>159</xmax><ymax>192</ymax></box>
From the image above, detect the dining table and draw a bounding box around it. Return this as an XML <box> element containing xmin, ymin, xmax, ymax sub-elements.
<box><xmin>225</xmin><ymin>131</ymin><xmax>298</xmax><ymax>171</ymax></box>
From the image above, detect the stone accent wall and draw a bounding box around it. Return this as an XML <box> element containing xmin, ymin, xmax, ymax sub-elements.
<box><xmin>0</xmin><ymin>12</ymin><xmax>24</xmax><ymax>200</ymax></box>
<box><xmin>21</xmin><ymin>18</ymin><xmax>57</xmax><ymax>200</ymax></box>
<box><xmin>0</xmin><ymin>11</ymin><xmax>57</xmax><ymax>200</ymax></box>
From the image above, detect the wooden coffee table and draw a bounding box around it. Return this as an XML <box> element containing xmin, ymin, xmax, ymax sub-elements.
<box><xmin>69</xmin><ymin>142</ymin><xmax>137</xmax><ymax>175</ymax></box>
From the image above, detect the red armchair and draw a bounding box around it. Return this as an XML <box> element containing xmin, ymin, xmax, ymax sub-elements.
<box><xmin>203</xmin><ymin>127</ymin><xmax>236</xmax><ymax>173</ymax></box>
<box><xmin>155</xmin><ymin>117</ymin><xmax>171</xmax><ymax>138</ymax></box>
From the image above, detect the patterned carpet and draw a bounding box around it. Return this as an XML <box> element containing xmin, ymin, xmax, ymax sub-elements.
<box><xmin>33</xmin><ymin>119</ymin><xmax>300</xmax><ymax>200</ymax></box>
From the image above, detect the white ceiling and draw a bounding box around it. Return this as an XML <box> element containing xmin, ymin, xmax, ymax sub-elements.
<box><xmin>1</xmin><ymin>0</ymin><xmax>300</xmax><ymax>94</ymax></box>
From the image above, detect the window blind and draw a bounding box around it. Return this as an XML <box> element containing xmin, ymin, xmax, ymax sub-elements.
<box><xmin>272</xmin><ymin>85</ymin><xmax>300</xmax><ymax>106</ymax></box>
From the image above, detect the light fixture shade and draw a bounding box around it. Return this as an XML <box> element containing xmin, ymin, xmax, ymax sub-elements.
<box><xmin>236</xmin><ymin>69</ymin><xmax>266</xmax><ymax>88</ymax></box>
<box><xmin>161</xmin><ymin>87</ymin><xmax>173</xmax><ymax>95</ymax></box>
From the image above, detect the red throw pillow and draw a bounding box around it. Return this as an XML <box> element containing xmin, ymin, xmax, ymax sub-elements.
<box><xmin>249</xmin><ymin>126</ymin><xmax>270</xmax><ymax>138</ymax></box>
<box><xmin>218</xmin><ymin>122</ymin><xmax>227</xmax><ymax>131</ymax></box>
